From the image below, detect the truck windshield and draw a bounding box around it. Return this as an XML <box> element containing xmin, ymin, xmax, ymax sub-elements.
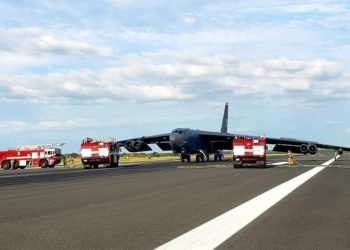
<box><xmin>55</xmin><ymin>148</ymin><xmax>62</xmax><ymax>156</ymax></box>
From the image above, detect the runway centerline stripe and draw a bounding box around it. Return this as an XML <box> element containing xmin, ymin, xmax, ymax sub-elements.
<box><xmin>155</xmin><ymin>155</ymin><xmax>340</xmax><ymax>250</ymax></box>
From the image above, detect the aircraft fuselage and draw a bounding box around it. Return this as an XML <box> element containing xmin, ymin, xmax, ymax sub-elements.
<box><xmin>169</xmin><ymin>128</ymin><xmax>214</xmax><ymax>154</ymax></box>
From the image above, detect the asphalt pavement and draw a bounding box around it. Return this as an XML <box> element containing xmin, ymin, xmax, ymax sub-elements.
<box><xmin>0</xmin><ymin>154</ymin><xmax>349</xmax><ymax>250</ymax></box>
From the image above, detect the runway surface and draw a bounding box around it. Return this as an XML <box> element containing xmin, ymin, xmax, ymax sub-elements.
<box><xmin>1</xmin><ymin>154</ymin><xmax>349</xmax><ymax>249</ymax></box>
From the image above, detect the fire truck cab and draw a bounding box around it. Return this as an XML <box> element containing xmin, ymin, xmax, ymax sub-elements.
<box><xmin>0</xmin><ymin>144</ymin><xmax>63</xmax><ymax>170</ymax></box>
<box><xmin>232</xmin><ymin>136</ymin><xmax>267</xmax><ymax>168</ymax></box>
<box><xmin>80</xmin><ymin>138</ymin><xmax>120</xmax><ymax>169</ymax></box>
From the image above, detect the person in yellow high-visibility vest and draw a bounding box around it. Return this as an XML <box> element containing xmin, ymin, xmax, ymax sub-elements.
<box><xmin>288</xmin><ymin>150</ymin><xmax>294</xmax><ymax>165</ymax></box>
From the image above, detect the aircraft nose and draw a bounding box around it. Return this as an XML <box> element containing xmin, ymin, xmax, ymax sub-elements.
<box><xmin>170</xmin><ymin>132</ymin><xmax>189</xmax><ymax>152</ymax></box>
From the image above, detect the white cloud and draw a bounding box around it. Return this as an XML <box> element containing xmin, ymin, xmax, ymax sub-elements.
<box><xmin>325</xmin><ymin>120</ymin><xmax>341</xmax><ymax>125</ymax></box>
<box><xmin>0</xmin><ymin>27</ymin><xmax>112</xmax><ymax>63</ymax></box>
<box><xmin>37</xmin><ymin>119</ymin><xmax>94</xmax><ymax>130</ymax></box>
<box><xmin>0</xmin><ymin>121</ymin><xmax>27</xmax><ymax>133</ymax></box>
<box><xmin>29</xmin><ymin>35</ymin><xmax>112</xmax><ymax>57</ymax></box>
<box><xmin>0</xmin><ymin>52</ymin><xmax>349</xmax><ymax>104</ymax></box>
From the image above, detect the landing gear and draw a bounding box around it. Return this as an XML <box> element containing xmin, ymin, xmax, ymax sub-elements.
<box><xmin>214</xmin><ymin>153</ymin><xmax>223</xmax><ymax>162</ymax></box>
<box><xmin>181</xmin><ymin>154</ymin><xmax>191</xmax><ymax>163</ymax></box>
<box><xmin>196</xmin><ymin>151</ymin><xmax>209</xmax><ymax>162</ymax></box>
<box><xmin>196</xmin><ymin>154</ymin><xmax>204</xmax><ymax>162</ymax></box>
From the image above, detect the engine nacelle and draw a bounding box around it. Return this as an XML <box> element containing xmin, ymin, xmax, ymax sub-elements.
<box><xmin>308</xmin><ymin>144</ymin><xmax>318</xmax><ymax>155</ymax></box>
<box><xmin>124</xmin><ymin>140</ymin><xmax>152</xmax><ymax>152</ymax></box>
<box><xmin>125</xmin><ymin>140</ymin><xmax>133</xmax><ymax>149</ymax></box>
<box><xmin>338</xmin><ymin>148</ymin><xmax>343</xmax><ymax>155</ymax></box>
<box><xmin>132</xmin><ymin>141</ymin><xmax>143</xmax><ymax>150</ymax></box>
<box><xmin>300</xmin><ymin>144</ymin><xmax>308</xmax><ymax>154</ymax></box>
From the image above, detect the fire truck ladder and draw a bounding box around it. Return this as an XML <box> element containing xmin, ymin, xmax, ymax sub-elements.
<box><xmin>16</xmin><ymin>143</ymin><xmax>65</xmax><ymax>150</ymax></box>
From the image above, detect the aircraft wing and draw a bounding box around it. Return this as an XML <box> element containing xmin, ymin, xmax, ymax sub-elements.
<box><xmin>199</xmin><ymin>131</ymin><xmax>350</xmax><ymax>153</ymax></box>
<box><xmin>118</xmin><ymin>133</ymin><xmax>170</xmax><ymax>152</ymax></box>
<box><xmin>197</xmin><ymin>130</ymin><xmax>237</xmax><ymax>150</ymax></box>
<box><xmin>265</xmin><ymin>137</ymin><xmax>350</xmax><ymax>153</ymax></box>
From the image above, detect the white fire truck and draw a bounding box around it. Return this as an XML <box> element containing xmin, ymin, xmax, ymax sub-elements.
<box><xmin>0</xmin><ymin>144</ymin><xmax>64</xmax><ymax>170</ymax></box>
<box><xmin>80</xmin><ymin>138</ymin><xmax>120</xmax><ymax>169</ymax></box>
<box><xmin>232</xmin><ymin>136</ymin><xmax>267</xmax><ymax>168</ymax></box>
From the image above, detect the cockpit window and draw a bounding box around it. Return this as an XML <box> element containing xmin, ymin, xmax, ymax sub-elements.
<box><xmin>173</xmin><ymin>129</ymin><xmax>188</xmax><ymax>134</ymax></box>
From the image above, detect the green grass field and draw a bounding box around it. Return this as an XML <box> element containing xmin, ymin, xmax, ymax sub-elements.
<box><xmin>58</xmin><ymin>151</ymin><xmax>293</xmax><ymax>167</ymax></box>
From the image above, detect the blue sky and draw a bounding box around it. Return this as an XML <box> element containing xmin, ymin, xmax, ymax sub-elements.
<box><xmin>0</xmin><ymin>0</ymin><xmax>350</xmax><ymax>153</ymax></box>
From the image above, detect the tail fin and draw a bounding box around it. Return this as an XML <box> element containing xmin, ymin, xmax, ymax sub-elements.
<box><xmin>220</xmin><ymin>102</ymin><xmax>228</xmax><ymax>133</ymax></box>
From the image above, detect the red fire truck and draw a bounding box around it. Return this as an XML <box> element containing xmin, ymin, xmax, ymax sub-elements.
<box><xmin>232</xmin><ymin>136</ymin><xmax>267</xmax><ymax>168</ymax></box>
<box><xmin>80</xmin><ymin>138</ymin><xmax>120</xmax><ymax>169</ymax></box>
<box><xmin>0</xmin><ymin>144</ymin><xmax>63</xmax><ymax>170</ymax></box>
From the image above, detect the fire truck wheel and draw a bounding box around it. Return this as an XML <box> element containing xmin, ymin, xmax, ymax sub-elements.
<box><xmin>12</xmin><ymin>161</ymin><xmax>19</xmax><ymax>170</ymax></box>
<box><xmin>2</xmin><ymin>161</ymin><xmax>11</xmax><ymax>170</ymax></box>
<box><xmin>40</xmin><ymin>160</ymin><xmax>48</xmax><ymax>168</ymax></box>
<box><xmin>110</xmin><ymin>156</ymin><xmax>119</xmax><ymax>168</ymax></box>
<box><xmin>83</xmin><ymin>165</ymin><xmax>92</xmax><ymax>169</ymax></box>
<box><xmin>214</xmin><ymin>154</ymin><xmax>218</xmax><ymax>161</ymax></box>
<box><xmin>186</xmin><ymin>155</ymin><xmax>191</xmax><ymax>163</ymax></box>
<box><xmin>93</xmin><ymin>164</ymin><xmax>98</xmax><ymax>169</ymax></box>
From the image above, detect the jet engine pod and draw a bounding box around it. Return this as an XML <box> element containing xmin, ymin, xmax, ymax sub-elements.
<box><xmin>308</xmin><ymin>144</ymin><xmax>318</xmax><ymax>155</ymax></box>
<box><xmin>300</xmin><ymin>144</ymin><xmax>308</xmax><ymax>154</ymax></box>
<box><xmin>125</xmin><ymin>140</ymin><xmax>133</xmax><ymax>149</ymax></box>
<box><xmin>125</xmin><ymin>140</ymin><xmax>152</xmax><ymax>151</ymax></box>
<box><xmin>338</xmin><ymin>148</ymin><xmax>343</xmax><ymax>155</ymax></box>
<box><xmin>132</xmin><ymin>140</ymin><xmax>143</xmax><ymax>150</ymax></box>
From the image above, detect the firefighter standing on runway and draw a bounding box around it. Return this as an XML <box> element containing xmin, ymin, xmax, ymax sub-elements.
<box><xmin>288</xmin><ymin>150</ymin><xmax>294</xmax><ymax>165</ymax></box>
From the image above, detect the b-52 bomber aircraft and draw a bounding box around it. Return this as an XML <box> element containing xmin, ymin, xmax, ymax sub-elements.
<box><xmin>118</xmin><ymin>103</ymin><xmax>350</xmax><ymax>162</ymax></box>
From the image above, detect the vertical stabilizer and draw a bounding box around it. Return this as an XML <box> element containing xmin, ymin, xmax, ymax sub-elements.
<box><xmin>220</xmin><ymin>102</ymin><xmax>228</xmax><ymax>133</ymax></box>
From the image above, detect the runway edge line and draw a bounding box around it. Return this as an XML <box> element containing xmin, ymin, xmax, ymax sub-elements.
<box><xmin>155</xmin><ymin>155</ymin><xmax>341</xmax><ymax>250</ymax></box>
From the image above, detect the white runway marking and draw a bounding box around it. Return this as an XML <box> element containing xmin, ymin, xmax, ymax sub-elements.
<box><xmin>156</xmin><ymin>155</ymin><xmax>340</xmax><ymax>250</ymax></box>
<box><xmin>270</xmin><ymin>161</ymin><xmax>288</xmax><ymax>166</ymax></box>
